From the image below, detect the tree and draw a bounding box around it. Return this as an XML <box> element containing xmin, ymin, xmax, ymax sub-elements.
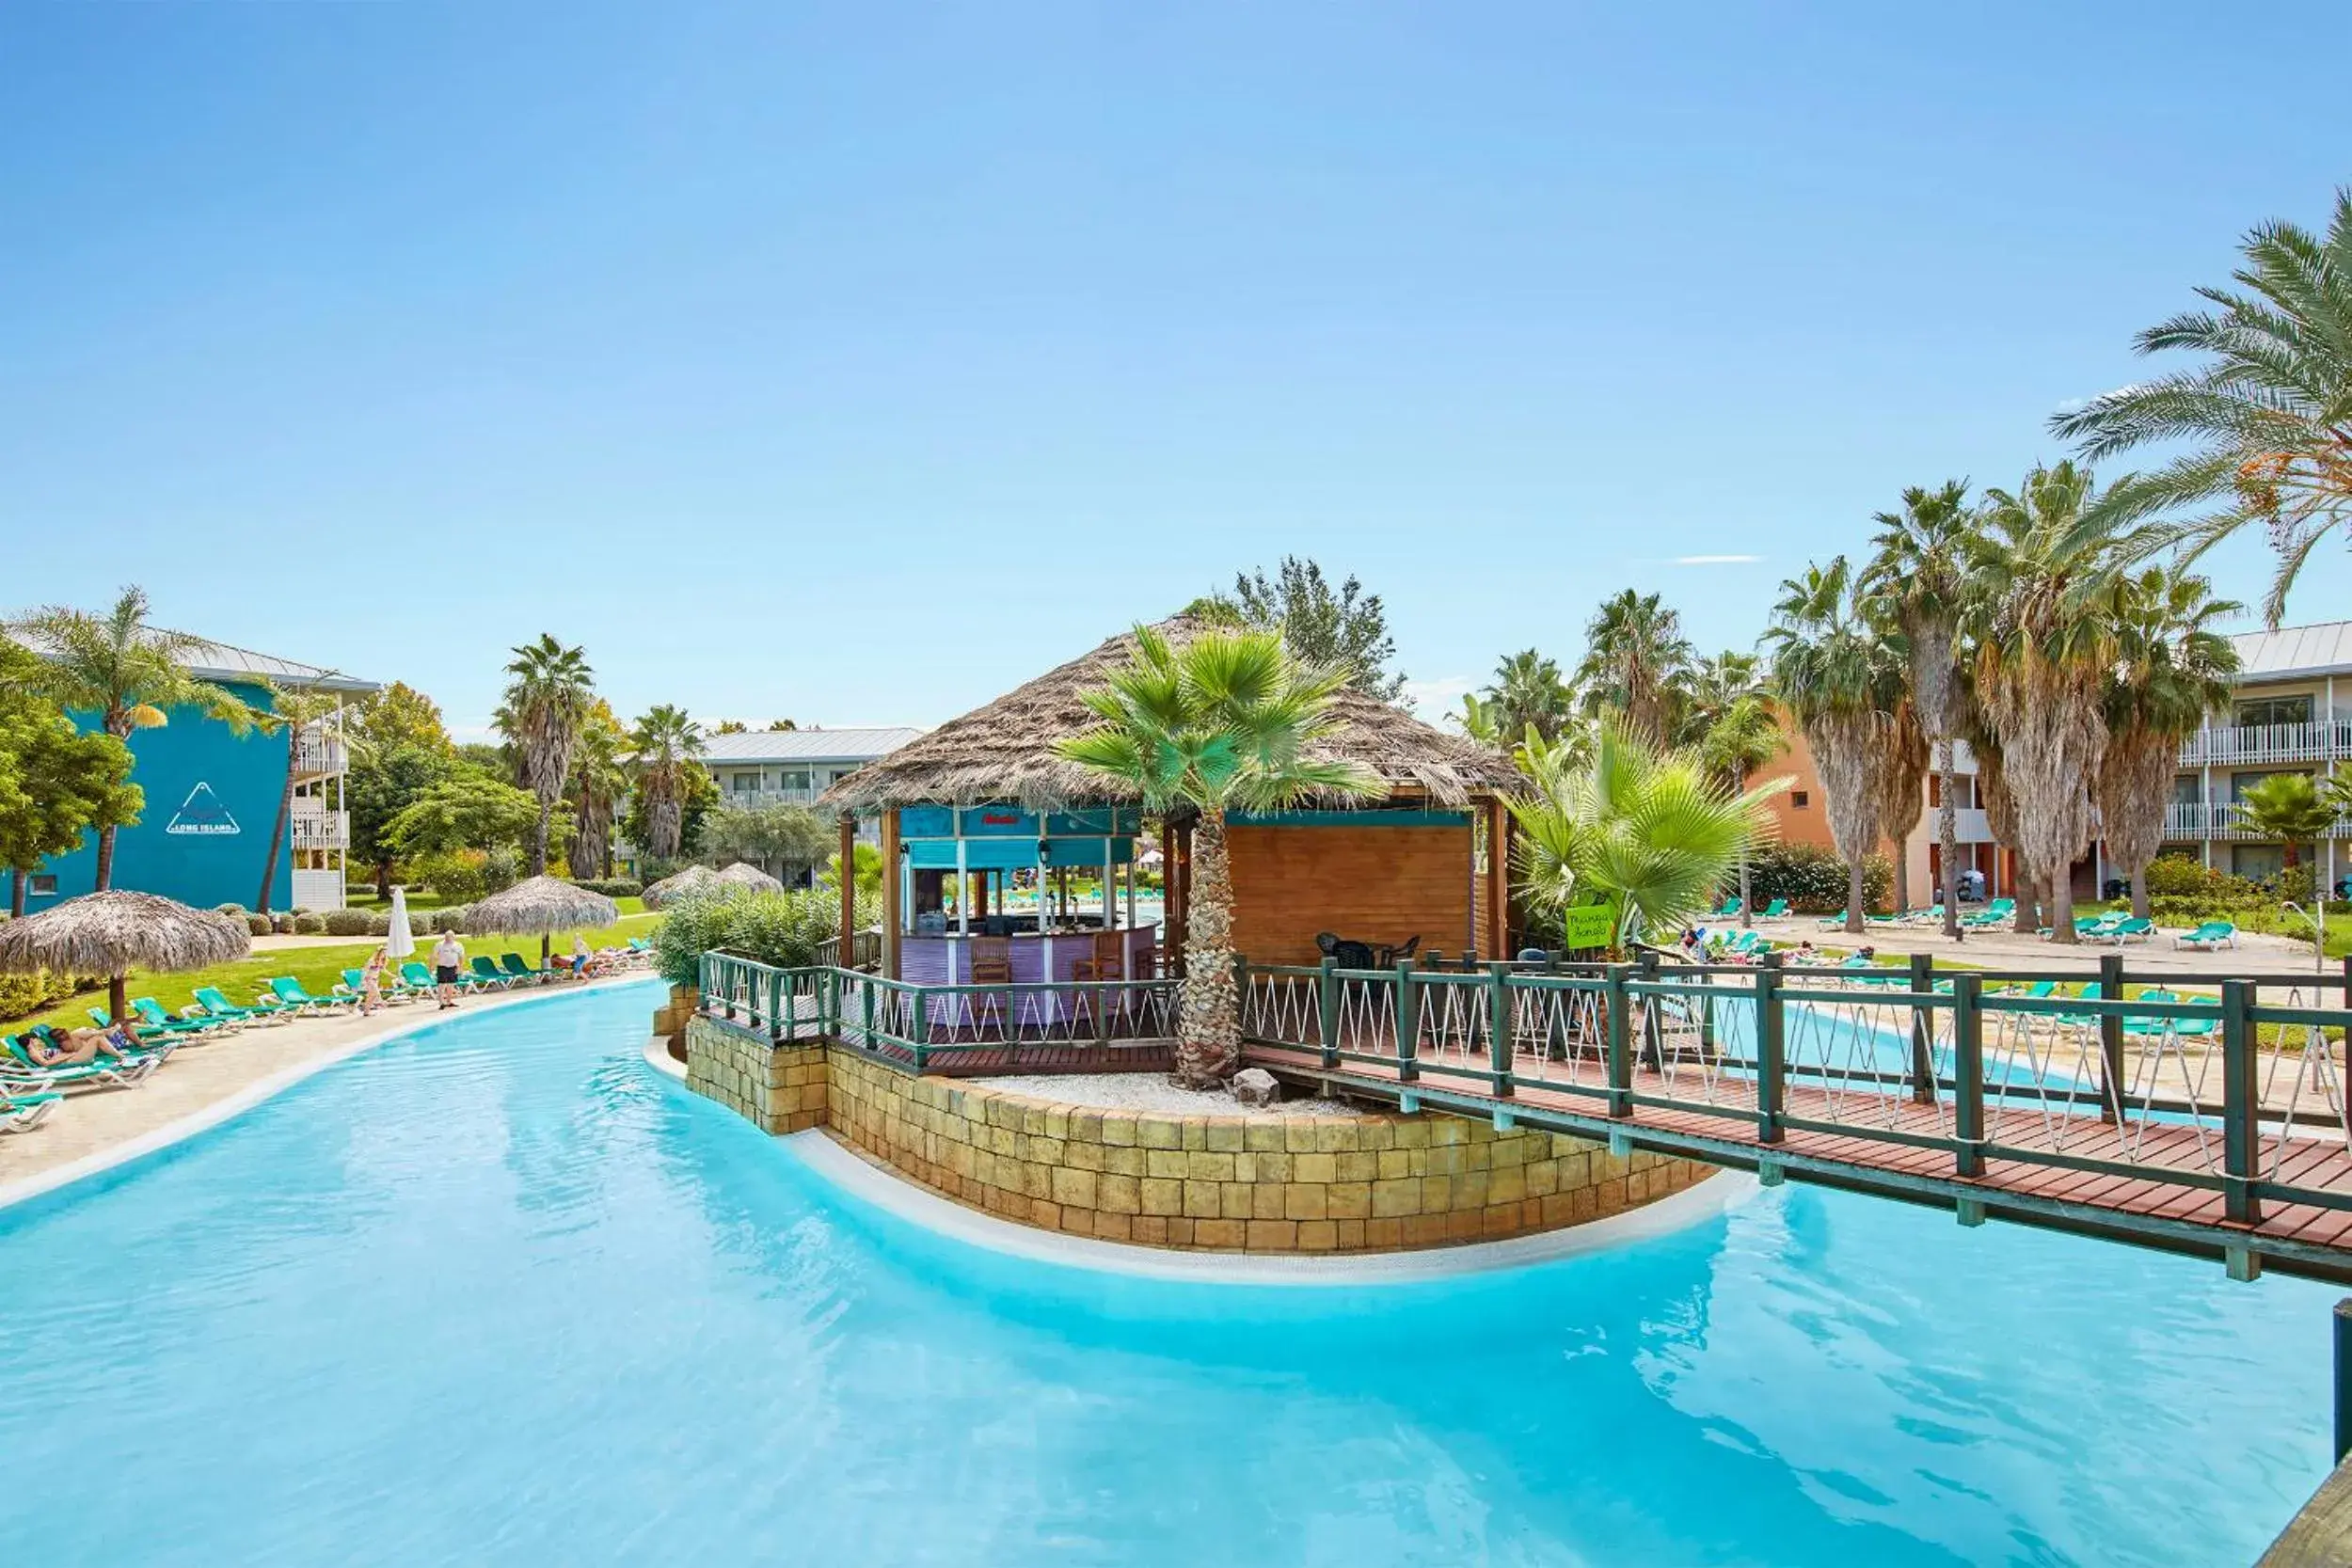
<box><xmin>1576</xmin><ymin>589</ymin><xmax>1693</xmax><ymax>742</ymax></box>
<box><xmin>820</xmin><ymin>841</ymin><xmax>886</xmax><ymax>914</ymax></box>
<box><xmin>628</xmin><ymin>704</ymin><xmax>706</xmax><ymax>861</ymax></box>
<box><xmin>766</xmin><ymin>719</ymin><xmax>798</xmax><ymax>732</ymax></box>
<box><xmin>2052</xmin><ymin>187</ymin><xmax>2352</xmax><ymax>626</ymax></box>
<box><xmin>346</xmin><ymin>742</ymin><xmax>452</xmax><ymax>897</ymax></box>
<box><xmin>383</xmin><ymin>771</ymin><xmax>543</xmax><ymax>860</ymax></box>
<box><xmin>1693</xmin><ymin>695</ymin><xmax>1787</xmax><ymax>927</ymax></box>
<box><xmin>4</xmin><ymin>586</ymin><xmax>256</xmax><ymax>888</ymax></box>
<box><xmin>1676</xmin><ymin>651</ymin><xmax>1764</xmax><ymax>746</ymax></box>
<box><xmin>2235</xmin><ymin>772</ymin><xmax>2337</xmax><ymax>874</ymax></box>
<box><xmin>1874</xmin><ymin>702</ymin><xmax>1930</xmax><ymax>915</ymax></box>
<box><xmin>248</xmin><ymin>680</ymin><xmax>348</xmax><ymax>913</ymax></box>
<box><xmin>1965</xmin><ymin>462</ymin><xmax>2126</xmax><ymax>943</ymax></box>
<box><xmin>1766</xmin><ymin>559</ymin><xmax>1901</xmax><ymax>934</ymax></box>
<box><xmin>1509</xmin><ymin>715</ymin><xmax>1784</xmax><ymax>951</ymax></box>
<box><xmin>700</xmin><ymin>802</ymin><xmax>833</xmax><ymax>881</ymax></box>
<box><xmin>496</xmin><ymin>635</ymin><xmax>595</xmax><ymax>876</ymax></box>
<box><xmin>1482</xmin><ymin>650</ymin><xmax>1578</xmax><ymax>744</ymax></box>
<box><xmin>344</xmin><ymin>680</ymin><xmax>452</xmax><ymax>759</ymax></box>
<box><xmin>1452</xmin><ymin>692</ymin><xmax>1504</xmax><ymax>745</ymax></box>
<box><xmin>0</xmin><ymin>642</ymin><xmax>139</xmax><ymax>916</ymax></box>
<box><xmin>567</xmin><ymin>702</ymin><xmax>630</xmax><ymax>881</ymax></box>
<box><xmin>1863</xmin><ymin>480</ymin><xmax>1978</xmax><ymax>938</ymax></box>
<box><xmin>1225</xmin><ymin>558</ymin><xmax>1407</xmax><ymax>703</ymax></box>
<box><xmin>711</xmin><ymin>720</ymin><xmax>749</xmax><ymax>736</ymax></box>
<box><xmin>2099</xmin><ymin>566</ymin><xmax>2241</xmax><ymax>918</ymax></box>
<box><xmin>1057</xmin><ymin>625</ymin><xmax>1383</xmax><ymax>1086</ymax></box>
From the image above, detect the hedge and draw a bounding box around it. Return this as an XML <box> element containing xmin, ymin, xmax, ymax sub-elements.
<box><xmin>572</xmin><ymin>878</ymin><xmax>644</xmax><ymax>898</ymax></box>
<box><xmin>0</xmin><ymin>969</ymin><xmax>89</xmax><ymax>1024</ymax></box>
<box><xmin>1735</xmin><ymin>843</ymin><xmax>1895</xmax><ymax>914</ymax></box>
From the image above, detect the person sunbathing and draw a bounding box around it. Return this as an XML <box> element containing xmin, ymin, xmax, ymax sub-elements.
<box><xmin>27</xmin><ymin>1022</ymin><xmax>140</xmax><ymax>1067</ymax></box>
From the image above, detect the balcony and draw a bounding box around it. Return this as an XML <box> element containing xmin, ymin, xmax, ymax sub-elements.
<box><xmin>2163</xmin><ymin>801</ymin><xmax>2352</xmax><ymax>841</ymax></box>
<box><xmin>718</xmin><ymin>788</ymin><xmax>829</xmax><ymax>812</ymax></box>
<box><xmin>2177</xmin><ymin>721</ymin><xmax>2352</xmax><ymax>766</ymax></box>
<box><xmin>291</xmin><ymin>725</ymin><xmax>347</xmax><ymax>778</ymax></box>
<box><xmin>291</xmin><ymin>805</ymin><xmax>350</xmax><ymax>850</ymax></box>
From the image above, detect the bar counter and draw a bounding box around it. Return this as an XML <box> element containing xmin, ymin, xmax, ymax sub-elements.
<box><xmin>898</xmin><ymin>924</ymin><xmax>1159</xmax><ymax>986</ymax></box>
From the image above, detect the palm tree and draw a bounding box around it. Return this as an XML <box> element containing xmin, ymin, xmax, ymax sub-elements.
<box><xmin>1509</xmin><ymin>715</ymin><xmax>1784</xmax><ymax>952</ymax></box>
<box><xmin>1676</xmin><ymin>651</ymin><xmax>1764</xmax><ymax>746</ymax></box>
<box><xmin>1765</xmin><ymin>558</ymin><xmax>1900</xmax><ymax>935</ymax></box>
<box><xmin>2235</xmin><ymin>773</ymin><xmax>2337</xmax><ymax>877</ymax></box>
<box><xmin>1484</xmin><ymin>649</ymin><xmax>1578</xmax><ymax>743</ymax></box>
<box><xmin>1692</xmin><ymin>695</ymin><xmax>1787</xmax><ymax>927</ymax></box>
<box><xmin>1576</xmin><ymin>590</ymin><xmax>1693</xmax><ymax>742</ymax></box>
<box><xmin>1966</xmin><ymin>462</ymin><xmax>2125</xmax><ymax>944</ymax></box>
<box><xmin>1863</xmin><ymin>480</ymin><xmax>1978</xmax><ymax>937</ymax></box>
<box><xmin>250</xmin><ymin>680</ymin><xmax>346</xmax><ymax>913</ymax></box>
<box><xmin>1057</xmin><ymin>625</ymin><xmax>1383</xmax><ymax>1086</ymax></box>
<box><xmin>4</xmin><ymin>587</ymin><xmax>255</xmax><ymax>888</ymax></box>
<box><xmin>2099</xmin><ymin>566</ymin><xmax>2241</xmax><ymax>918</ymax></box>
<box><xmin>1875</xmin><ymin>701</ymin><xmax>1931</xmax><ymax>916</ymax></box>
<box><xmin>629</xmin><ymin>705</ymin><xmax>706</xmax><ymax>862</ymax></box>
<box><xmin>567</xmin><ymin>707</ymin><xmax>630</xmax><ymax>880</ymax></box>
<box><xmin>497</xmin><ymin>635</ymin><xmax>595</xmax><ymax>876</ymax></box>
<box><xmin>2052</xmin><ymin>188</ymin><xmax>2352</xmax><ymax>626</ymax></box>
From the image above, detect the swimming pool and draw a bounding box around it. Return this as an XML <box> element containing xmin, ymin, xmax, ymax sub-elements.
<box><xmin>0</xmin><ymin>980</ymin><xmax>2329</xmax><ymax>1565</ymax></box>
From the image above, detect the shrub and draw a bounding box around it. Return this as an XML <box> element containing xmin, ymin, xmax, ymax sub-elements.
<box><xmin>323</xmin><ymin>909</ymin><xmax>375</xmax><ymax>937</ymax></box>
<box><xmin>272</xmin><ymin>912</ymin><xmax>294</xmax><ymax>934</ymax></box>
<box><xmin>412</xmin><ymin>848</ymin><xmax>489</xmax><ymax>903</ymax></box>
<box><xmin>1737</xmin><ymin>843</ymin><xmax>1895</xmax><ymax>914</ymax></box>
<box><xmin>430</xmin><ymin>905</ymin><xmax>474</xmax><ymax>934</ymax></box>
<box><xmin>369</xmin><ymin>912</ymin><xmax>393</xmax><ymax>937</ymax></box>
<box><xmin>246</xmin><ymin>913</ymin><xmax>273</xmax><ymax>936</ymax></box>
<box><xmin>0</xmin><ymin>969</ymin><xmax>87</xmax><ymax>1023</ymax></box>
<box><xmin>573</xmin><ymin>878</ymin><xmax>643</xmax><ymax>898</ymax></box>
<box><xmin>292</xmin><ymin>912</ymin><xmax>326</xmax><ymax>935</ymax></box>
<box><xmin>648</xmin><ymin>886</ymin><xmax>841</xmax><ymax>988</ymax></box>
<box><xmin>482</xmin><ymin>846</ymin><xmax>522</xmax><ymax>896</ymax></box>
<box><xmin>215</xmin><ymin>903</ymin><xmax>246</xmax><ymax>918</ymax></box>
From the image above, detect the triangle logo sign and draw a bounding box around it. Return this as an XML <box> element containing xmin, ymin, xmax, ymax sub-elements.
<box><xmin>165</xmin><ymin>782</ymin><xmax>241</xmax><ymax>837</ymax></box>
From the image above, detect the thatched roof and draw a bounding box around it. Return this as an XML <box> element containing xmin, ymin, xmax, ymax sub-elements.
<box><xmin>467</xmin><ymin>877</ymin><xmax>619</xmax><ymax>936</ymax></box>
<box><xmin>821</xmin><ymin>615</ymin><xmax>1519</xmax><ymax>814</ymax></box>
<box><xmin>642</xmin><ymin>864</ymin><xmax>723</xmax><ymax>911</ymax></box>
<box><xmin>714</xmin><ymin>862</ymin><xmax>784</xmax><ymax>893</ymax></box>
<box><xmin>0</xmin><ymin>891</ymin><xmax>248</xmax><ymax>977</ymax></box>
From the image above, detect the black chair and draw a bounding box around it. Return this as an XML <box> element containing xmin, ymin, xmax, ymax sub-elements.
<box><xmin>1314</xmin><ymin>931</ymin><xmax>1379</xmax><ymax>970</ymax></box>
<box><xmin>1373</xmin><ymin>934</ymin><xmax>1421</xmax><ymax>968</ymax></box>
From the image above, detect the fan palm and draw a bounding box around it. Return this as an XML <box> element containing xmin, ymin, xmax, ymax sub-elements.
<box><xmin>1484</xmin><ymin>649</ymin><xmax>1578</xmax><ymax>744</ymax></box>
<box><xmin>2051</xmin><ymin>188</ymin><xmax>2352</xmax><ymax>627</ymax></box>
<box><xmin>1863</xmin><ymin>480</ymin><xmax>1978</xmax><ymax>937</ymax></box>
<box><xmin>1057</xmin><ymin>625</ymin><xmax>1383</xmax><ymax>1086</ymax></box>
<box><xmin>1875</xmin><ymin>700</ymin><xmax>1931</xmax><ymax>916</ymax></box>
<box><xmin>1575</xmin><ymin>590</ymin><xmax>1693</xmax><ymax>742</ymax></box>
<box><xmin>1692</xmin><ymin>695</ymin><xmax>1787</xmax><ymax>927</ymax></box>
<box><xmin>2235</xmin><ymin>772</ymin><xmax>2337</xmax><ymax>874</ymax></box>
<box><xmin>1965</xmin><ymin>462</ymin><xmax>2126</xmax><ymax>943</ymax></box>
<box><xmin>1509</xmin><ymin>715</ymin><xmax>1783</xmax><ymax>952</ymax></box>
<box><xmin>2099</xmin><ymin>567</ymin><xmax>2241</xmax><ymax>918</ymax></box>
<box><xmin>4</xmin><ymin>587</ymin><xmax>256</xmax><ymax>888</ymax></box>
<box><xmin>249</xmin><ymin>679</ymin><xmax>346</xmax><ymax>913</ymax></box>
<box><xmin>1676</xmin><ymin>651</ymin><xmax>1764</xmax><ymax>746</ymax></box>
<box><xmin>498</xmin><ymin>635</ymin><xmax>595</xmax><ymax>876</ymax></box>
<box><xmin>567</xmin><ymin>705</ymin><xmax>631</xmax><ymax>880</ymax></box>
<box><xmin>629</xmin><ymin>704</ymin><xmax>706</xmax><ymax>862</ymax></box>
<box><xmin>1765</xmin><ymin>558</ymin><xmax>1901</xmax><ymax>935</ymax></box>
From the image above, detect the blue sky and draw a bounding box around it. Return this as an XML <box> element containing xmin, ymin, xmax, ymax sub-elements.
<box><xmin>5</xmin><ymin>3</ymin><xmax>2347</xmax><ymax>738</ymax></box>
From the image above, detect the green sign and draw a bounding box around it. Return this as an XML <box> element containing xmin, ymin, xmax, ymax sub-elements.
<box><xmin>1561</xmin><ymin>903</ymin><xmax>1617</xmax><ymax>950</ymax></box>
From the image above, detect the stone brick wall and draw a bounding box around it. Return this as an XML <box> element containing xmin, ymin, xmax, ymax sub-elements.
<box><xmin>823</xmin><ymin>1049</ymin><xmax>1709</xmax><ymax>1253</ymax></box>
<box><xmin>684</xmin><ymin>1016</ymin><xmax>827</xmax><ymax>1134</ymax></box>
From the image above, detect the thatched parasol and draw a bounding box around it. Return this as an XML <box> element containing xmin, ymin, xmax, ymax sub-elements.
<box><xmin>819</xmin><ymin>612</ymin><xmax>1522</xmax><ymax>814</ymax></box>
<box><xmin>467</xmin><ymin>876</ymin><xmax>620</xmax><ymax>970</ymax></box>
<box><xmin>642</xmin><ymin>863</ymin><xmax>723</xmax><ymax>910</ymax></box>
<box><xmin>0</xmin><ymin>890</ymin><xmax>249</xmax><ymax>1027</ymax></box>
<box><xmin>714</xmin><ymin>862</ymin><xmax>784</xmax><ymax>893</ymax></box>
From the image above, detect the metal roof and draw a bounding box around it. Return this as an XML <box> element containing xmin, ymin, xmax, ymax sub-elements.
<box><xmin>172</xmin><ymin>635</ymin><xmax>380</xmax><ymax>694</ymax></box>
<box><xmin>2228</xmin><ymin>621</ymin><xmax>2352</xmax><ymax>682</ymax></box>
<box><xmin>698</xmin><ymin>726</ymin><xmax>924</xmax><ymax>765</ymax></box>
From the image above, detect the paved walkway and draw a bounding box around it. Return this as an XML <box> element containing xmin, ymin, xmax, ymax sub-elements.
<box><xmin>1741</xmin><ymin>913</ymin><xmax>2334</xmax><ymax>980</ymax></box>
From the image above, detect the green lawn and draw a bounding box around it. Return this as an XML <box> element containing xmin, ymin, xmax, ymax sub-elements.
<box><xmin>10</xmin><ymin>911</ymin><xmax>662</xmax><ymax>1037</ymax></box>
<box><xmin>342</xmin><ymin>889</ymin><xmax>648</xmax><ymax>918</ymax></box>
<box><xmin>2071</xmin><ymin>901</ymin><xmax>2352</xmax><ymax>959</ymax></box>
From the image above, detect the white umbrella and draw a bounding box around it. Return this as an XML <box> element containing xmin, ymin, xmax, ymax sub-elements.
<box><xmin>386</xmin><ymin>887</ymin><xmax>416</xmax><ymax>961</ymax></box>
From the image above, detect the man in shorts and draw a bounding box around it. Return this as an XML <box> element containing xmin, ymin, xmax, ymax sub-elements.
<box><xmin>433</xmin><ymin>930</ymin><xmax>467</xmax><ymax>1010</ymax></box>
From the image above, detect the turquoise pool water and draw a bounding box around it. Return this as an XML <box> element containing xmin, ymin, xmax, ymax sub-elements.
<box><xmin>0</xmin><ymin>981</ymin><xmax>2330</xmax><ymax>1566</ymax></box>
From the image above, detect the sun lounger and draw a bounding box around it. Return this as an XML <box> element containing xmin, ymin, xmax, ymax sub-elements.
<box><xmin>1963</xmin><ymin>898</ymin><xmax>2015</xmax><ymax>928</ymax></box>
<box><xmin>1713</xmin><ymin>896</ymin><xmax>1741</xmax><ymax>917</ymax></box>
<box><xmin>468</xmin><ymin>957</ymin><xmax>522</xmax><ymax>990</ymax></box>
<box><xmin>2</xmin><ymin>1085</ymin><xmax>61</xmax><ymax>1132</ymax></box>
<box><xmin>2095</xmin><ymin>916</ymin><xmax>2154</xmax><ymax>944</ymax></box>
<box><xmin>498</xmin><ymin>953</ymin><xmax>555</xmax><ymax>985</ymax></box>
<box><xmin>2175</xmin><ymin>921</ymin><xmax>2237</xmax><ymax>950</ymax></box>
<box><xmin>194</xmin><ymin>985</ymin><xmax>287</xmax><ymax>1025</ymax></box>
<box><xmin>2122</xmin><ymin>988</ymin><xmax>2220</xmax><ymax>1038</ymax></box>
<box><xmin>4</xmin><ymin>1032</ymin><xmax>160</xmax><ymax>1091</ymax></box>
<box><xmin>262</xmin><ymin>976</ymin><xmax>347</xmax><ymax>1015</ymax></box>
<box><xmin>1759</xmin><ymin>898</ymin><xmax>1788</xmax><ymax>918</ymax></box>
<box><xmin>87</xmin><ymin>1003</ymin><xmax>212</xmax><ymax>1042</ymax></box>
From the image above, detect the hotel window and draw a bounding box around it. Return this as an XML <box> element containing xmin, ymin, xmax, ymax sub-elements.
<box><xmin>27</xmin><ymin>874</ymin><xmax>56</xmax><ymax>896</ymax></box>
<box><xmin>2170</xmin><ymin>775</ymin><xmax>2202</xmax><ymax>806</ymax></box>
<box><xmin>1790</xmin><ymin>790</ymin><xmax>1810</xmax><ymax>809</ymax></box>
<box><xmin>2236</xmin><ymin>695</ymin><xmax>2312</xmax><ymax>729</ymax></box>
<box><xmin>779</xmin><ymin>768</ymin><xmax>813</xmax><ymax>792</ymax></box>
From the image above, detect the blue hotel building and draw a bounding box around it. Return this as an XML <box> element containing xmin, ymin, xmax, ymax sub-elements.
<box><xmin>24</xmin><ymin>637</ymin><xmax>377</xmax><ymax>913</ymax></box>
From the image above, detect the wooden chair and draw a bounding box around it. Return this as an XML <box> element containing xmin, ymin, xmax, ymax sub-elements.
<box><xmin>1071</xmin><ymin>928</ymin><xmax>1125</xmax><ymax>983</ymax></box>
<box><xmin>967</xmin><ymin>936</ymin><xmax>1013</xmax><ymax>985</ymax></box>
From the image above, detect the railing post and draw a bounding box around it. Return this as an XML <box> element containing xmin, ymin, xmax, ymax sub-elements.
<box><xmin>1907</xmin><ymin>953</ymin><xmax>1936</xmax><ymax>1105</ymax></box>
<box><xmin>783</xmin><ymin>971</ymin><xmax>798</xmax><ymax>1042</ymax></box>
<box><xmin>1755</xmin><ymin>952</ymin><xmax>1785</xmax><ymax>1144</ymax></box>
<box><xmin>1486</xmin><ymin>960</ymin><xmax>1514</xmax><ymax>1098</ymax></box>
<box><xmin>861</xmin><ymin>974</ymin><xmax>876</xmax><ymax>1052</ymax></box>
<box><xmin>1953</xmin><ymin>972</ymin><xmax>1985</xmax><ymax>1178</ymax></box>
<box><xmin>2098</xmin><ymin>952</ymin><xmax>2126</xmax><ymax>1123</ymax></box>
<box><xmin>911</xmin><ymin>990</ymin><xmax>929</xmax><ymax>1073</ymax></box>
<box><xmin>768</xmin><ymin>966</ymin><xmax>783</xmax><ymax>1042</ymax></box>
<box><xmin>1317</xmin><ymin>957</ymin><xmax>1340</xmax><ymax>1069</ymax></box>
<box><xmin>1395</xmin><ymin>958</ymin><xmax>1420</xmax><ymax>1083</ymax></box>
<box><xmin>1604</xmin><ymin>963</ymin><xmax>1632</xmax><ymax>1118</ymax></box>
<box><xmin>1637</xmin><ymin>949</ymin><xmax>1662</xmax><ymax>1072</ymax></box>
<box><xmin>697</xmin><ymin>950</ymin><xmax>710</xmax><ymax>1014</ymax></box>
<box><xmin>2222</xmin><ymin>978</ymin><xmax>2261</xmax><ymax>1224</ymax></box>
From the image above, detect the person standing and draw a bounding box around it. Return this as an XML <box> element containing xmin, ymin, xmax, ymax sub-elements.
<box><xmin>359</xmin><ymin>944</ymin><xmax>389</xmax><ymax>1017</ymax></box>
<box><xmin>432</xmin><ymin>929</ymin><xmax>466</xmax><ymax>1010</ymax></box>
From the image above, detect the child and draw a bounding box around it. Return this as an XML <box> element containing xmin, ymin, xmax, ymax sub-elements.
<box><xmin>359</xmin><ymin>945</ymin><xmax>389</xmax><ymax>1016</ymax></box>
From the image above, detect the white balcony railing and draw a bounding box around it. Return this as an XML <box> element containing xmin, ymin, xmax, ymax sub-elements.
<box><xmin>717</xmin><ymin>788</ymin><xmax>828</xmax><ymax>812</ymax></box>
<box><xmin>2177</xmin><ymin>721</ymin><xmax>2352</xmax><ymax>766</ymax></box>
<box><xmin>290</xmin><ymin>724</ymin><xmax>347</xmax><ymax>778</ymax></box>
<box><xmin>290</xmin><ymin>806</ymin><xmax>350</xmax><ymax>850</ymax></box>
<box><xmin>2163</xmin><ymin>801</ymin><xmax>2352</xmax><ymax>841</ymax></box>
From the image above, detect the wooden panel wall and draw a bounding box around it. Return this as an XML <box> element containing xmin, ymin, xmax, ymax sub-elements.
<box><xmin>1227</xmin><ymin>823</ymin><xmax>1474</xmax><ymax>967</ymax></box>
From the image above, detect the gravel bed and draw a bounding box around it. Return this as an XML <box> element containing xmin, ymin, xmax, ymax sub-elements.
<box><xmin>970</xmin><ymin>1072</ymin><xmax>1356</xmax><ymax>1117</ymax></box>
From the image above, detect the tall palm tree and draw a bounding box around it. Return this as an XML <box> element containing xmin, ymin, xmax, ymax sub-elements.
<box><xmin>629</xmin><ymin>705</ymin><xmax>706</xmax><ymax>862</ymax></box>
<box><xmin>2235</xmin><ymin>773</ymin><xmax>2337</xmax><ymax>877</ymax></box>
<box><xmin>1576</xmin><ymin>590</ymin><xmax>1693</xmax><ymax>742</ymax></box>
<box><xmin>567</xmin><ymin>705</ymin><xmax>630</xmax><ymax>880</ymax></box>
<box><xmin>2052</xmin><ymin>188</ymin><xmax>2352</xmax><ymax>626</ymax></box>
<box><xmin>497</xmin><ymin>635</ymin><xmax>595</xmax><ymax>876</ymax></box>
<box><xmin>1875</xmin><ymin>700</ymin><xmax>1931</xmax><ymax>917</ymax></box>
<box><xmin>1510</xmin><ymin>714</ymin><xmax>1784</xmax><ymax>951</ymax></box>
<box><xmin>1057</xmin><ymin>625</ymin><xmax>1383</xmax><ymax>1086</ymax></box>
<box><xmin>1965</xmin><ymin>462</ymin><xmax>2125</xmax><ymax>944</ymax></box>
<box><xmin>1765</xmin><ymin>558</ymin><xmax>1900</xmax><ymax>935</ymax></box>
<box><xmin>4</xmin><ymin>587</ymin><xmax>255</xmax><ymax>888</ymax></box>
<box><xmin>1484</xmin><ymin>649</ymin><xmax>1578</xmax><ymax>743</ymax></box>
<box><xmin>1692</xmin><ymin>695</ymin><xmax>1787</xmax><ymax>927</ymax></box>
<box><xmin>1863</xmin><ymin>480</ymin><xmax>1978</xmax><ymax>937</ymax></box>
<box><xmin>2099</xmin><ymin>566</ymin><xmax>2241</xmax><ymax>919</ymax></box>
<box><xmin>250</xmin><ymin>679</ymin><xmax>346</xmax><ymax>913</ymax></box>
<box><xmin>1677</xmin><ymin>651</ymin><xmax>1765</xmax><ymax>747</ymax></box>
